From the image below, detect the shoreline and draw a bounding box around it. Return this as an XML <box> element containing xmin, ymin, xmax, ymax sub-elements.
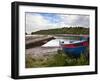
<box><xmin>26</xmin><ymin>35</ymin><xmax>55</xmax><ymax>49</ymax></box>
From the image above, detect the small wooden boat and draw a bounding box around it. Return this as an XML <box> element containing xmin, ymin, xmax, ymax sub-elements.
<box><xmin>60</xmin><ymin>40</ymin><xmax>89</xmax><ymax>57</ymax></box>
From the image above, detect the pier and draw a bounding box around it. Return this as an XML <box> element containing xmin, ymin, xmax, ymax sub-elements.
<box><xmin>26</xmin><ymin>35</ymin><xmax>55</xmax><ymax>49</ymax></box>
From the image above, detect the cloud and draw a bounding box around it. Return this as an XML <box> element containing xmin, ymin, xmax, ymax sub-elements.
<box><xmin>26</xmin><ymin>13</ymin><xmax>89</xmax><ymax>34</ymax></box>
<box><xmin>26</xmin><ymin>13</ymin><xmax>60</xmax><ymax>33</ymax></box>
<box><xmin>59</xmin><ymin>15</ymin><xmax>89</xmax><ymax>27</ymax></box>
<box><xmin>26</xmin><ymin>13</ymin><xmax>50</xmax><ymax>33</ymax></box>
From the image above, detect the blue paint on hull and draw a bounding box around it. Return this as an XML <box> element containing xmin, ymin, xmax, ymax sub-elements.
<box><xmin>62</xmin><ymin>46</ymin><xmax>86</xmax><ymax>57</ymax></box>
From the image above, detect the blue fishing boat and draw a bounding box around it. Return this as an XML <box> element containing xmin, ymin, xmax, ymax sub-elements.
<box><xmin>60</xmin><ymin>40</ymin><xmax>89</xmax><ymax>57</ymax></box>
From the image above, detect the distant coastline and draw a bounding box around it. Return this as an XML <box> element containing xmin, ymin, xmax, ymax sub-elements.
<box><xmin>29</xmin><ymin>27</ymin><xmax>89</xmax><ymax>35</ymax></box>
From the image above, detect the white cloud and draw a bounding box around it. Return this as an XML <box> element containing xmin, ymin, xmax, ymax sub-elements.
<box><xmin>26</xmin><ymin>13</ymin><xmax>49</xmax><ymax>33</ymax></box>
<box><xmin>59</xmin><ymin>15</ymin><xmax>89</xmax><ymax>27</ymax></box>
<box><xmin>26</xmin><ymin>13</ymin><xmax>60</xmax><ymax>33</ymax></box>
<box><xmin>26</xmin><ymin>13</ymin><xmax>89</xmax><ymax>34</ymax></box>
<box><xmin>60</xmin><ymin>15</ymin><xmax>78</xmax><ymax>23</ymax></box>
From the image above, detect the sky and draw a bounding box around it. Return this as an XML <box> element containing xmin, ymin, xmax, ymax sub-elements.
<box><xmin>25</xmin><ymin>12</ymin><xmax>89</xmax><ymax>34</ymax></box>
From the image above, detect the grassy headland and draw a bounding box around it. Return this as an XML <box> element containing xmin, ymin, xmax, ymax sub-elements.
<box><xmin>31</xmin><ymin>27</ymin><xmax>89</xmax><ymax>35</ymax></box>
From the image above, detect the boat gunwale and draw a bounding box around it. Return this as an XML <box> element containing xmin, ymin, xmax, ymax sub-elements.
<box><xmin>61</xmin><ymin>45</ymin><xmax>88</xmax><ymax>48</ymax></box>
<box><xmin>60</xmin><ymin>40</ymin><xmax>88</xmax><ymax>45</ymax></box>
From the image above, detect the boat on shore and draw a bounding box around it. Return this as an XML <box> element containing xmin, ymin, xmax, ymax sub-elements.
<box><xmin>60</xmin><ymin>38</ymin><xmax>89</xmax><ymax>57</ymax></box>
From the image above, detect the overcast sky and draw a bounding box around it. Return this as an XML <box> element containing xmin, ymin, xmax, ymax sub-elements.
<box><xmin>25</xmin><ymin>12</ymin><xmax>89</xmax><ymax>34</ymax></box>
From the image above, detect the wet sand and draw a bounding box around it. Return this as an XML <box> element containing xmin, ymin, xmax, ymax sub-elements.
<box><xmin>26</xmin><ymin>46</ymin><xmax>60</xmax><ymax>58</ymax></box>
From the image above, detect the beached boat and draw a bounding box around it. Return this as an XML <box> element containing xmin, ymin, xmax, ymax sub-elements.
<box><xmin>60</xmin><ymin>40</ymin><xmax>89</xmax><ymax>57</ymax></box>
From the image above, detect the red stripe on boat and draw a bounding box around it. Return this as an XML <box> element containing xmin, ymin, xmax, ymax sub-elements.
<box><xmin>82</xmin><ymin>41</ymin><xmax>88</xmax><ymax>46</ymax></box>
<box><xmin>61</xmin><ymin>41</ymin><xmax>88</xmax><ymax>48</ymax></box>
